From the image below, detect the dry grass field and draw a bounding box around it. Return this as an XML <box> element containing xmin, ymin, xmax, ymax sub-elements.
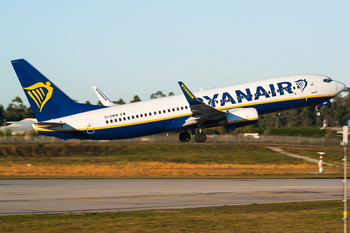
<box><xmin>0</xmin><ymin>162</ymin><xmax>320</xmax><ymax>177</ymax></box>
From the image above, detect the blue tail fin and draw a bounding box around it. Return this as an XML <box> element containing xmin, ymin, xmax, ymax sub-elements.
<box><xmin>11</xmin><ymin>59</ymin><xmax>105</xmax><ymax>122</ymax></box>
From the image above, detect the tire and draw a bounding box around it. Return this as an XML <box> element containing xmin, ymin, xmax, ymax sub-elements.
<box><xmin>179</xmin><ymin>132</ymin><xmax>191</xmax><ymax>142</ymax></box>
<box><xmin>195</xmin><ymin>132</ymin><xmax>207</xmax><ymax>143</ymax></box>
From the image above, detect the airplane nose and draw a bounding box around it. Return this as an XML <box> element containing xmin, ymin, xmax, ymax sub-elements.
<box><xmin>337</xmin><ymin>81</ymin><xmax>346</xmax><ymax>92</ymax></box>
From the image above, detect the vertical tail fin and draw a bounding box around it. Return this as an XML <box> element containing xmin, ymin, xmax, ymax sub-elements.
<box><xmin>11</xmin><ymin>59</ymin><xmax>104</xmax><ymax>122</ymax></box>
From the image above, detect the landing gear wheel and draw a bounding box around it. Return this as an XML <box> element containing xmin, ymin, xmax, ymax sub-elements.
<box><xmin>195</xmin><ymin>132</ymin><xmax>207</xmax><ymax>143</ymax></box>
<box><xmin>314</xmin><ymin>106</ymin><xmax>321</xmax><ymax>117</ymax></box>
<box><xmin>179</xmin><ymin>131</ymin><xmax>191</xmax><ymax>142</ymax></box>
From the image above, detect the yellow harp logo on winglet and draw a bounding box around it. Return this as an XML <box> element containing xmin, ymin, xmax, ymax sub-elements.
<box><xmin>23</xmin><ymin>82</ymin><xmax>53</xmax><ymax>112</ymax></box>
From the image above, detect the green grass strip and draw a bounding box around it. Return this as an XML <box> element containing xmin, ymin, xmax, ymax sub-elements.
<box><xmin>0</xmin><ymin>201</ymin><xmax>347</xmax><ymax>232</ymax></box>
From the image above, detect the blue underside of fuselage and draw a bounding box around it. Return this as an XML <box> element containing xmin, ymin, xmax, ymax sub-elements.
<box><xmin>38</xmin><ymin>96</ymin><xmax>332</xmax><ymax>140</ymax></box>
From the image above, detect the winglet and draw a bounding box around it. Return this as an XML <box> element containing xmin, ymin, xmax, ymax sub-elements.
<box><xmin>92</xmin><ymin>86</ymin><xmax>117</xmax><ymax>106</ymax></box>
<box><xmin>178</xmin><ymin>81</ymin><xmax>202</xmax><ymax>105</ymax></box>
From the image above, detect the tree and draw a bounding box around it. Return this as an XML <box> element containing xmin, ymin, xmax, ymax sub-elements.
<box><xmin>168</xmin><ymin>92</ymin><xmax>175</xmax><ymax>96</ymax></box>
<box><xmin>4</xmin><ymin>97</ymin><xmax>27</xmax><ymax>121</ymax></box>
<box><xmin>150</xmin><ymin>91</ymin><xmax>166</xmax><ymax>99</ymax></box>
<box><xmin>113</xmin><ymin>99</ymin><xmax>126</xmax><ymax>105</ymax></box>
<box><xmin>0</xmin><ymin>105</ymin><xmax>4</xmax><ymax>125</ymax></box>
<box><xmin>85</xmin><ymin>100</ymin><xmax>92</xmax><ymax>105</ymax></box>
<box><xmin>23</xmin><ymin>106</ymin><xmax>35</xmax><ymax>118</ymax></box>
<box><xmin>130</xmin><ymin>95</ymin><xmax>141</xmax><ymax>103</ymax></box>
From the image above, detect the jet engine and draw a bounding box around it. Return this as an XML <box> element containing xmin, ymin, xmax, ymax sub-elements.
<box><xmin>203</xmin><ymin>108</ymin><xmax>259</xmax><ymax>129</ymax></box>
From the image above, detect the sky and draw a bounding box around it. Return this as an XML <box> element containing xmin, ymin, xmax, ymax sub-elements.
<box><xmin>1</xmin><ymin>0</ymin><xmax>350</xmax><ymax>107</ymax></box>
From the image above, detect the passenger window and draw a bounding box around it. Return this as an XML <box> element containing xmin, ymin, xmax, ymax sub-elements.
<box><xmin>119</xmin><ymin>118</ymin><xmax>122</xmax><ymax>121</ymax></box>
<box><xmin>145</xmin><ymin>113</ymin><xmax>147</xmax><ymax>117</ymax></box>
<box><xmin>177</xmin><ymin>107</ymin><xmax>179</xmax><ymax>111</ymax></box>
<box><xmin>136</xmin><ymin>115</ymin><xmax>139</xmax><ymax>118</ymax></box>
<box><xmin>114</xmin><ymin>119</ymin><xmax>117</xmax><ymax>122</ymax></box>
<box><xmin>172</xmin><ymin>108</ymin><xmax>175</xmax><ymax>111</ymax></box>
<box><xmin>149</xmin><ymin>112</ymin><xmax>152</xmax><ymax>116</ymax></box>
<box><xmin>123</xmin><ymin>117</ymin><xmax>126</xmax><ymax>120</ymax></box>
<box><xmin>168</xmin><ymin>109</ymin><xmax>171</xmax><ymax>112</ymax></box>
<box><xmin>132</xmin><ymin>116</ymin><xmax>134</xmax><ymax>119</ymax></box>
<box><xmin>127</xmin><ymin>117</ymin><xmax>130</xmax><ymax>120</ymax></box>
<box><xmin>185</xmin><ymin>106</ymin><xmax>188</xmax><ymax>109</ymax></box>
<box><xmin>159</xmin><ymin>111</ymin><xmax>161</xmax><ymax>114</ymax></box>
<box><xmin>106</xmin><ymin>120</ymin><xmax>108</xmax><ymax>124</ymax></box>
<box><xmin>110</xmin><ymin>120</ymin><xmax>113</xmax><ymax>123</ymax></box>
<box><xmin>293</xmin><ymin>86</ymin><xmax>296</xmax><ymax>90</ymax></box>
<box><xmin>163</xmin><ymin>110</ymin><xmax>166</xmax><ymax>113</ymax></box>
<box><xmin>154</xmin><ymin>111</ymin><xmax>157</xmax><ymax>115</ymax></box>
<box><xmin>181</xmin><ymin>106</ymin><xmax>184</xmax><ymax>110</ymax></box>
<box><xmin>140</xmin><ymin>114</ymin><xmax>143</xmax><ymax>117</ymax></box>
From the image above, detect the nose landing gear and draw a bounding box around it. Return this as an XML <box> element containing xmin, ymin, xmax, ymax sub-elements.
<box><xmin>314</xmin><ymin>105</ymin><xmax>321</xmax><ymax>117</ymax></box>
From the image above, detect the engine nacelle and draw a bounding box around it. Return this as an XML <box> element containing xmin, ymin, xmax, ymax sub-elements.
<box><xmin>225</xmin><ymin>108</ymin><xmax>259</xmax><ymax>129</ymax></box>
<box><xmin>203</xmin><ymin>108</ymin><xmax>259</xmax><ymax>129</ymax></box>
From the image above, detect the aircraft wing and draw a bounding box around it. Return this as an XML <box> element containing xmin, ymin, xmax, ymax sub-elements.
<box><xmin>93</xmin><ymin>86</ymin><xmax>117</xmax><ymax>106</ymax></box>
<box><xmin>178</xmin><ymin>81</ymin><xmax>227</xmax><ymax>127</ymax></box>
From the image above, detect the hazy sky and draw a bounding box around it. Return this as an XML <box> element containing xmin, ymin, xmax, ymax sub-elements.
<box><xmin>1</xmin><ymin>0</ymin><xmax>349</xmax><ymax>107</ymax></box>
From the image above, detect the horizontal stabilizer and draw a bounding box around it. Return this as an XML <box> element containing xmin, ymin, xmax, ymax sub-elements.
<box><xmin>34</xmin><ymin>122</ymin><xmax>65</xmax><ymax>128</ymax></box>
<box><xmin>7</xmin><ymin>121</ymin><xmax>37</xmax><ymax>127</ymax></box>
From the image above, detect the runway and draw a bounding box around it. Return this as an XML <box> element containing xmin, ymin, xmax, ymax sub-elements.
<box><xmin>0</xmin><ymin>179</ymin><xmax>346</xmax><ymax>215</ymax></box>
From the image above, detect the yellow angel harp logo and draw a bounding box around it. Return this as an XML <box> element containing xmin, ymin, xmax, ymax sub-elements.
<box><xmin>23</xmin><ymin>82</ymin><xmax>53</xmax><ymax>112</ymax></box>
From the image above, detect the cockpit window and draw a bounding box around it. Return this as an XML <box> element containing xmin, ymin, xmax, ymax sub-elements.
<box><xmin>323</xmin><ymin>77</ymin><xmax>333</xmax><ymax>83</ymax></box>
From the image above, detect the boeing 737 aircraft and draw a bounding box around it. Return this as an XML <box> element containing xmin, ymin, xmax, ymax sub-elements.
<box><xmin>10</xmin><ymin>59</ymin><xmax>346</xmax><ymax>142</ymax></box>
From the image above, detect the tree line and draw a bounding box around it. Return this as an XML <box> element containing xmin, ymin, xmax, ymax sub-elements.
<box><xmin>1</xmin><ymin>88</ymin><xmax>349</xmax><ymax>132</ymax></box>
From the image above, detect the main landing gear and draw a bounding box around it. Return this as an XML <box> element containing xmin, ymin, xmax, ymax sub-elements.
<box><xmin>179</xmin><ymin>130</ymin><xmax>207</xmax><ymax>143</ymax></box>
<box><xmin>314</xmin><ymin>105</ymin><xmax>321</xmax><ymax>117</ymax></box>
<box><xmin>179</xmin><ymin>131</ymin><xmax>191</xmax><ymax>142</ymax></box>
<box><xmin>194</xmin><ymin>132</ymin><xmax>206</xmax><ymax>143</ymax></box>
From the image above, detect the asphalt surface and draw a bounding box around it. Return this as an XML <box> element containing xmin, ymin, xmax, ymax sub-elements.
<box><xmin>0</xmin><ymin>179</ymin><xmax>346</xmax><ymax>215</ymax></box>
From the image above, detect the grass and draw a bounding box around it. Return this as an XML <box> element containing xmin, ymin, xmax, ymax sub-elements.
<box><xmin>282</xmin><ymin>146</ymin><xmax>345</xmax><ymax>166</ymax></box>
<box><xmin>0</xmin><ymin>201</ymin><xmax>347</xmax><ymax>232</ymax></box>
<box><xmin>0</xmin><ymin>143</ymin><xmax>314</xmax><ymax>165</ymax></box>
<box><xmin>0</xmin><ymin>144</ymin><xmax>344</xmax><ymax>178</ymax></box>
<box><xmin>0</xmin><ymin>163</ymin><xmax>319</xmax><ymax>178</ymax></box>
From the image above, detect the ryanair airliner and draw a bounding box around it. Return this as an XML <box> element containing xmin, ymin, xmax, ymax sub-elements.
<box><xmin>10</xmin><ymin>59</ymin><xmax>346</xmax><ymax>143</ymax></box>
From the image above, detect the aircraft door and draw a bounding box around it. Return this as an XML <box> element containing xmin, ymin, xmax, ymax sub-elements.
<box><xmin>85</xmin><ymin>118</ymin><xmax>95</xmax><ymax>134</ymax></box>
<box><xmin>309</xmin><ymin>78</ymin><xmax>317</xmax><ymax>93</ymax></box>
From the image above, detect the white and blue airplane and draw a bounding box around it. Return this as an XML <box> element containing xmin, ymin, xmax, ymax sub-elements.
<box><xmin>10</xmin><ymin>59</ymin><xmax>346</xmax><ymax>142</ymax></box>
